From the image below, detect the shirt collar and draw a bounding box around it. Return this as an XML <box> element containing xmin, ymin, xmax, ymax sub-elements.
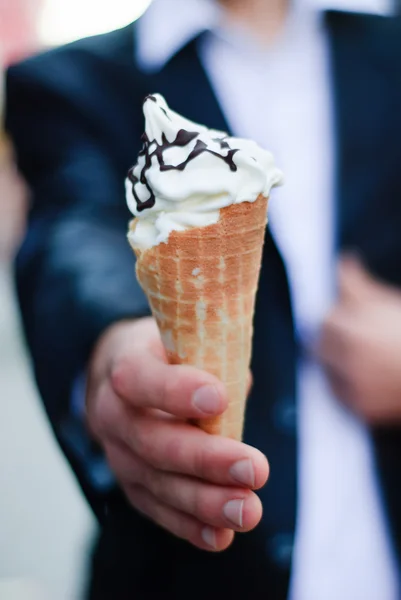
<box><xmin>136</xmin><ymin>0</ymin><xmax>222</xmax><ymax>72</ymax></box>
<box><xmin>136</xmin><ymin>0</ymin><xmax>392</xmax><ymax>72</ymax></box>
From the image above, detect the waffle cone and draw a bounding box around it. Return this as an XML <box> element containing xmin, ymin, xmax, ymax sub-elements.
<box><xmin>129</xmin><ymin>194</ymin><xmax>268</xmax><ymax>440</ymax></box>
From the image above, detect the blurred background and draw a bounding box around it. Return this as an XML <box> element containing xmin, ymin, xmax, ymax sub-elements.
<box><xmin>0</xmin><ymin>2</ymin><xmax>151</xmax><ymax>598</ymax></box>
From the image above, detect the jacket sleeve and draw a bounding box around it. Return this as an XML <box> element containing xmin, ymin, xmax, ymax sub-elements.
<box><xmin>5</xmin><ymin>53</ymin><xmax>151</xmax><ymax>520</ymax></box>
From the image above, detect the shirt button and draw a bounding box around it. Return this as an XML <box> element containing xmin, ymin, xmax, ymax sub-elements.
<box><xmin>272</xmin><ymin>397</ymin><xmax>297</xmax><ymax>433</ymax></box>
<box><xmin>267</xmin><ymin>533</ymin><xmax>294</xmax><ymax>568</ymax></box>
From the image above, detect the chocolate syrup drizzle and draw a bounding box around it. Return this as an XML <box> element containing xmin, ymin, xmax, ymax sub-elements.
<box><xmin>127</xmin><ymin>96</ymin><xmax>239</xmax><ymax>212</ymax></box>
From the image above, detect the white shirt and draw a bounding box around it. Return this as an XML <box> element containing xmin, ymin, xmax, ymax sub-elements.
<box><xmin>136</xmin><ymin>1</ymin><xmax>399</xmax><ymax>598</ymax></box>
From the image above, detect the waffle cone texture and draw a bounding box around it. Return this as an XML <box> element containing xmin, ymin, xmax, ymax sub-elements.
<box><xmin>129</xmin><ymin>194</ymin><xmax>268</xmax><ymax>440</ymax></box>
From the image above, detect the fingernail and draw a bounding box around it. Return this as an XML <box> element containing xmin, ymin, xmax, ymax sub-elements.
<box><xmin>192</xmin><ymin>385</ymin><xmax>222</xmax><ymax>414</ymax></box>
<box><xmin>230</xmin><ymin>459</ymin><xmax>255</xmax><ymax>487</ymax></box>
<box><xmin>223</xmin><ymin>499</ymin><xmax>244</xmax><ymax>528</ymax></box>
<box><xmin>201</xmin><ymin>526</ymin><xmax>217</xmax><ymax>549</ymax></box>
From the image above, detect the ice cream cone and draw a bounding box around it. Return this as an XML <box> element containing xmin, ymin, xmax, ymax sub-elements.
<box><xmin>125</xmin><ymin>94</ymin><xmax>282</xmax><ymax>438</ymax></box>
<box><xmin>130</xmin><ymin>194</ymin><xmax>268</xmax><ymax>440</ymax></box>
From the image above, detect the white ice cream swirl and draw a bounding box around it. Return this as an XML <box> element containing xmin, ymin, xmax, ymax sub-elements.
<box><xmin>126</xmin><ymin>94</ymin><xmax>283</xmax><ymax>249</ymax></box>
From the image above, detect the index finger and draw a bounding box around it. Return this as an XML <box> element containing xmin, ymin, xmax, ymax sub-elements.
<box><xmin>111</xmin><ymin>343</ymin><xmax>228</xmax><ymax>420</ymax></box>
<box><xmin>128</xmin><ymin>411</ymin><xmax>270</xmax><ymax>490</ymax></box>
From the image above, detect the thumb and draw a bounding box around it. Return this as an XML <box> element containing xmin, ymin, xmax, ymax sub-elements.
<box><xmin>337</xmin><ymin>253</ymin><xmax>373</xmax><ymax>304</ymax></box>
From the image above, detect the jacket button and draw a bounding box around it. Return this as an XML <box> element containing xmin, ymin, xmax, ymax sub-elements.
<box><xmin>267</xmin><ymin>533</ymin><xmax>294</xmax><ymax>568</ymax></box>
<box><xmin>272</xmin><ymin>397</ymin><xmax>297</xmax><ymax>433</ymax></box>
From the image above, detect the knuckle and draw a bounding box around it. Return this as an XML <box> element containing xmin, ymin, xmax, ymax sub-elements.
<box><xmin>191</xmin><ymin>487</ymin><xmax>202</xmax><ymax>516</ymax></box>
<box><xmin>192</xmin><ymin>442</ymin><xmax>215</xmax><ymax>479</ymax></box>
<box><xmin>192</xmin><ymin>449</ymin><xmax>205</xmax><ymax>479</ymax></box>
<box><xmin>110</xmin><ymin>353</ymin><xmax>133</xmax><ymax>397</ymax></box>
<box><xmin>194</xmin><ymin>489</ymin><xmax>214</xmax><ymax>521</ymax></box>
<box><xmin>134</xmin><ymin>422</ymin><xmax>156</xmax><ymax>462</ymax></box>
<box><xmin>142</xmin><ymin>465</ymin><xmax>160</xmax><ymax>496</ymax></box>
<box><xmin>159</xmin><ymin>373</ymin><xmax>178</xmax><ymax>410</ymax></box>
<box><xmin>110</xmin><ymin>362</ymin><xmax>125</xmax><ymax>397</ymax></box>
<box><xmin>91</xmin><ymin>384</ymin><xmax>113</xmax><ymax>438</ymax></box>
<box><xmin>154</xmin><ymin>473</ymin><xmax>174</xmax><ymax>507</ymax></box>
<box><xmin>164</xmin><ymin>436</ymin><xmax>188</xmax><ymax>471</ymax></box>
<box><xmin>134</xmin><ymin>429</ymin><xmax>150</xmax><ymax>458</ymax></box>
<box><xmin>160</xmin><ymin>369</ymin><xmax>194</xmax><ymax>413</ymax></box>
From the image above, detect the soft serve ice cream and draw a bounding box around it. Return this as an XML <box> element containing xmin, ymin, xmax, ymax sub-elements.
<box><xmin>126</xmin><ymin>94</ymin><xmax>283</xmax><ymax>249</ymax></box>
